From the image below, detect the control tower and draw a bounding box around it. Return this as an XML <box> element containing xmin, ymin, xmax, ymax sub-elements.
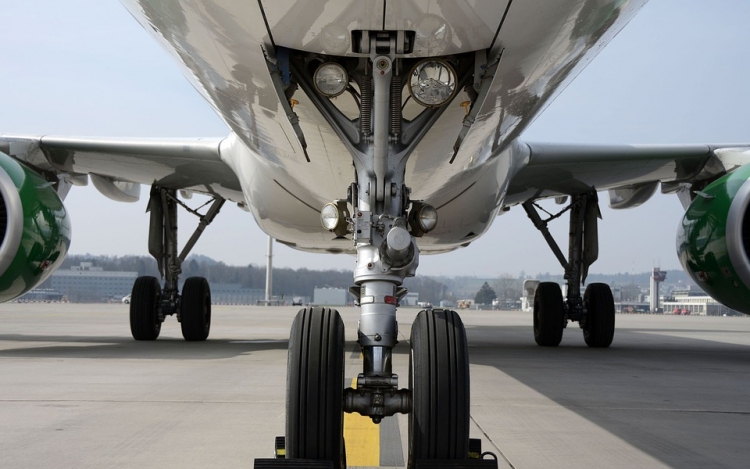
<box><xmin>650</xmin><ymin>268</ymin><xmax>667</xmax><ymax>312</ymax></box>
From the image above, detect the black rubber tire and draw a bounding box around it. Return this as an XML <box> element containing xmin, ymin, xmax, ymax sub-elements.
<box><xmin>408</xmin><ymin>309</ymin><xmax>470</xmax><ymax>467</ymax></box>
<box><xmin>129</xmin><ymin>276</ymin><xmax>161</xmax><ymax>341</ymax></box>
<box><xmin>533</xmin><ymin>282</ymin><xmax>565</xmax><ymax>347</ymax></box>
<box><xmin>180</xmin><ymin>277</ymin><xmax>211</xmax><ymax>341</ymax></box>
<box><xmin>583</xmin><ymin>283</ymin><xmax>615</xmax><ymax>348</ymax></box>
<box><xmin>286</xmin><ymin>307</ymin><xmax>345</xmax><ymax>469</ymax></box>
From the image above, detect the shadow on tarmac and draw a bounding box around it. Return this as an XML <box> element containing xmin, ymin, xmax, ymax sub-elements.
<box><xmin>0</xmin><ymin>335</ymin><xmax>290</xmax><ymax>360</ymax></box>
<box><xmin>3</xmin><ymin>313</ymin><xmax>750</xmax><ymax>466</ymax></box>
<box><xmin>465</xmin><ymin>323</ymin><xmax>750</xmax><ymax>469</ymax></box>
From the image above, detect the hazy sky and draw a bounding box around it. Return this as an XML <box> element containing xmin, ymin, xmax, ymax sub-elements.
<box><xmin>2</xmin><ymin>1</ymin><xmax>750</xmax><ymax>278</ymax></box>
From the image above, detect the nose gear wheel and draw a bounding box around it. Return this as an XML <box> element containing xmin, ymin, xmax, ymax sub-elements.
<box><xmin>408</xmin><ymin>309</ymin><xmax>470</xmax><ymax>467</ymax></box>
<box><xmin>285</xmin><ymin>307</ymin><xmax>345</xmax><ymax>469</ymax></box>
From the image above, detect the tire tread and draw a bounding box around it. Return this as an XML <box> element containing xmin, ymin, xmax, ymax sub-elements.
<box><xmin>584</xmin><ymin>283</ymin><xmax>615</xmax><ymax>348</ymax></box>
<box><xmin>534</xmin><ymin>282</ymin><xmax>564</xmax><ymax>347</ymax></box>
<box><xmin>286</xmin><ymin>307</ymin><xmax>344</xmax><ymax>469</ymax></box>
<box><xmin>409</xmin><ymin>309</ymin><xmax>469</xmax><ymax>466</ymax></box>
<box><xmin>129</xmin><ymin>276</ymin><xmax>161</xmax><ymax>341</ymax></box>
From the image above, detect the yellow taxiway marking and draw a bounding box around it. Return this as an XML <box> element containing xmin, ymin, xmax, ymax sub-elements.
<box><xmin>344</xmin><ymin>377</ymin><xmax>380</xmax><ymax>467</ymax></box>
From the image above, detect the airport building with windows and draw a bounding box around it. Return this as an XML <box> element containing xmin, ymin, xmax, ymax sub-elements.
<box><xmin>42</xmin><ymin>262</ymin><xmax>138</xmax><ymax>302</ymax></box>
<box><xmin>210</xmin><ymin>284</ymin><xmax>265</xmax><ymax>305</ymax></box>
<box><xmin>663</xmin><ymin>289</ymin><xmax>742</xmax><ymax>316</ymax></box>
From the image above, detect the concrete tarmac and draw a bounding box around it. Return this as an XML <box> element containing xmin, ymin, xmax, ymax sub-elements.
<box><xmin>1</xmin><ymin>303</ymin><xmax>749</xmax><ymax>468</ymax></box>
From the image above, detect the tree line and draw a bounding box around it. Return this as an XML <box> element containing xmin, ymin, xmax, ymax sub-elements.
<box><xmin>60</xmin><ymin>254</ymin><xmax>685</xmax><ymax>305</ymax></box>
<box><xmin>60</xmin><ymin>254</ymin><xmax>447</xmax><ymax>303</ymax></box>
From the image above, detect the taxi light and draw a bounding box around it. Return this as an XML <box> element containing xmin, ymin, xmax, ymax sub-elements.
<box><xmin>320</xmin><ymin>200</ymin><xmax>350</xmax><ymax>238</ymax></box>
<box><xmin>408</xmin><ymin>201</ymin><xmax>438</xmax><ymax>237</ymax></box>
<box><xmin>408</xmin><ymin>59</ymin><xmax>457</xmax><ymax>107</ymax></box>
<box><xmin>314</xmin><ymin>62</ymin><xmax>348</xmax><ymax>97</ymax></box>
<box><xmin>417</xmin><ymin>204</ymin><xmax>438</xmax><ymax>232</ymax></box>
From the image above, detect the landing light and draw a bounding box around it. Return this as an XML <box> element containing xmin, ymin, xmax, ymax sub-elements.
<box><xmin>408</xmin><ymin>59</ymin><xmax>457</xmax><ymax>107</ymax></box>
<box><xmin>314</xmin><ymin>62</ymin><xmax>348</xmax><ymax>97</ymax></box>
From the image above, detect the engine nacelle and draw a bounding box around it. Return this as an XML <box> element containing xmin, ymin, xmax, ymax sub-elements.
<box><xmin>0</xmin><ymin>152</ymin><xmax>71</xmax><ymax>302</ymax></box>
<box><xmin>677</xmin><ymin>164</ymin><xmax>750</xmax><ymax>314</ymax></box>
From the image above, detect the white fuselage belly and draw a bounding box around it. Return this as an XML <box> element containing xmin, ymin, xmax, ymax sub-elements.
<box><xmin>121</xmin><ymin>0</ymin><xmax>646</xmax><ymax>253</ymax></box>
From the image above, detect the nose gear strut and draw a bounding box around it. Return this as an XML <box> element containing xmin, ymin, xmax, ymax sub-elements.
<box><xmin>276</xmin><ymin>32</ymin><xmax>480</xmax><ymax>468</ymax></box>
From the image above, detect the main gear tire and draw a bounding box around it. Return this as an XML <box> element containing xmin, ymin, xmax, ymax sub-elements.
<box><xmin>129</xmin><ymin>276</ymin><xmax>162</xmax><ymax>341</ymax></box>
<box><xmin>583</xmin><ymin>283</ymin><xmax>615</xmax><ymax>348</ymax></box>
<box><xmin>533</xmin><ymin>282</ymin><xmax>565</xmax><ymax>347</ymax></box>
<box><xmin>180</xmin><ymin>277</ymin><xmax>211</xmax><ymax>341</ymax></box>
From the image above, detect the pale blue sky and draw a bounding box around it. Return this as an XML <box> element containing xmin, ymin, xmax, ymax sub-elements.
<box><xmin>2</xmin><ymin>1</ymin><xmax>750</xmax><ymax>277</ymax></box>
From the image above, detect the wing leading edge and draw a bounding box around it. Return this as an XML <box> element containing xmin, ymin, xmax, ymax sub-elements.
<box><xmin>0</xmin><ymin>135</ymin><xmax>243</xmax><ymax>204</ymax></box>
<box><xmin>505</xmin><ymin>142</ymin><xmax>750</xmax><ymax>209</ymax></box>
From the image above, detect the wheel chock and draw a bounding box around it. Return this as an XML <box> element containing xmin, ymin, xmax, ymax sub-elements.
<box><xmin>274</xmin><ymin>436</ymin><xmax>285</xmax><ymax>459</ymax></box>
<box><xmin>468</xmin><ymin>438</ymin><xmax>482</xmax><ymax>459</ymax></box>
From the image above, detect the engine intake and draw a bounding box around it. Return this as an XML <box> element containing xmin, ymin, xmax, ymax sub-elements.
<box><xmin>677</xmin><ymin>164</ymin><xmax>750</xmax><ymax>313</ymax></box>
<box><xmin>0</xmin><ymin>152</ymin><xmax>71</xmax><ymax>302</ymax></box>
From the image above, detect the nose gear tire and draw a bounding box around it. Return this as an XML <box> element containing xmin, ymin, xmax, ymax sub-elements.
<box><xmin>408</xmin><ymin>309</ymin><xmax>470</xmax><ymax>467</ymax></box>
<box><xmin>286</xmin><ymin>307</ymin><xmax>345</xmax><ymax>469</ymax></box>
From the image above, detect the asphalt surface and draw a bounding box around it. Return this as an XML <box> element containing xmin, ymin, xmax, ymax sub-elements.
<box><xmin>1</xmin><ymin>303</ymin><xmax>749</xmax><ymax>468</ymax></box>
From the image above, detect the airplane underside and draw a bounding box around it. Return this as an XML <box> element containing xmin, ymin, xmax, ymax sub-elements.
<box><xmin>6</xmin><ymin>0</ymin><xmax>750</xmax><ymax>467</ymax></box>
<box><xmin>119</xmin><ymin>3</ymin><xmax>630</xmax><ymax>463</ymax></box>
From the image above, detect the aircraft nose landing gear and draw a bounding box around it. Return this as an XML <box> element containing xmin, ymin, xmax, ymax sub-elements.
<box><xmin>261</xmin><ymin>40</ymin><xmax>497</xmax><ymax>468</ymax></box>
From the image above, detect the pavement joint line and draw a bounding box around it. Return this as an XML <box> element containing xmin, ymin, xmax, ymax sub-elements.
<box><xmin>470</xmin><ymin>415</ymin><xmax>515</xmax><ymax>469</ymax></box>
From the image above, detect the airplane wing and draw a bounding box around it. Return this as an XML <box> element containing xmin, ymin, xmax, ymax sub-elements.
<box><xmin>0</xmin><ymin>135</ymin><xmax>243</xmax><ymax>203</ymax></box>
<box><xmin>505</xmin><ymin>142</ymin><xmax>750</xmax><ymax>209</ymax></box>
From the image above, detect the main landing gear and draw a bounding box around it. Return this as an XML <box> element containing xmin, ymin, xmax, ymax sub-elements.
<box><xmin>523</xmin><ymin>192</ymin><xmax>615</xmax><ymax>348</ymax></box>
<box><xmin>129</xmin><ymin>186</ymin><xmax>224</xmax><ymax>341</ymax></box>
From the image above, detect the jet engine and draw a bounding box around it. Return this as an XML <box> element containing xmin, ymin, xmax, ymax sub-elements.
<box><xmin>677</xmin><ymin>164</ymin><xmax>750</xmax><ymax>314</ymax></box>
<box><xmin>0</xmin><ymin>152</ymin><xmax>71</xmax><ymax>302</ymax></box>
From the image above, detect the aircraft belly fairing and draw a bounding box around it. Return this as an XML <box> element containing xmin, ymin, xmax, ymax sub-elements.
<box><xmin>119</xmin><ymin>0</ymin><xmax>648</xmax><ymax>249</ymax></box>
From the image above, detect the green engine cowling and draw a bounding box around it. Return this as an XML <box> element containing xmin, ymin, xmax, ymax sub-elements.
<box><xmin>0</xmin><ymin>152</ymin><xmax>71</xmax><ymax>302</ymax></box>
<box><xmin>678</xmin><ymin>164</ymin><xmax>750</xmax><ymax>314</ymax></box>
